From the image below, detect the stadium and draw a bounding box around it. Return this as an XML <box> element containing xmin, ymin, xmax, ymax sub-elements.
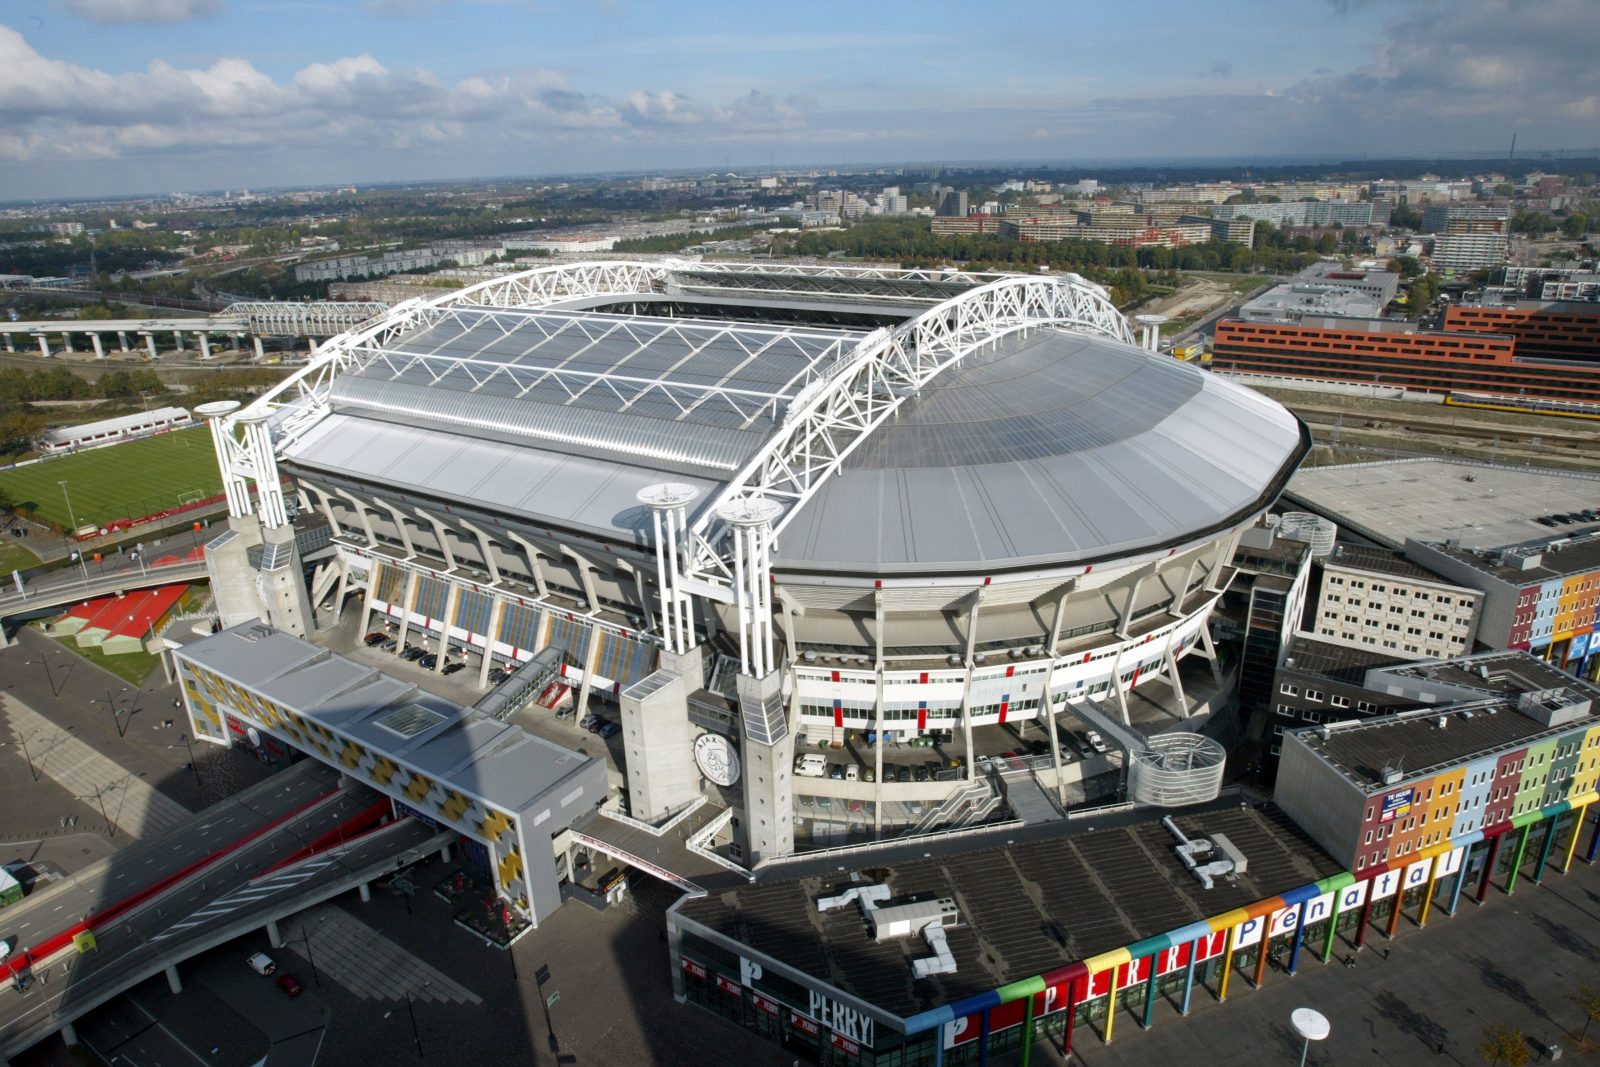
<box><xmin>185</xmin><ymin>259</ymin><xmax>1309</xmax><ymax>903</ymax></box>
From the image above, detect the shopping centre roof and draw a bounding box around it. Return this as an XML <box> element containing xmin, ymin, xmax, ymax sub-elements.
<box><xmin>674</xmin><ymin>804</ymin><xmax>1340</xmax><ymax>1020</ymax></box>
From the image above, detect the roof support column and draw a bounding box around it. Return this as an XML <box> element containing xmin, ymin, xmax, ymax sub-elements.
<box><xmin>372</xmin><ymin>498</ymin><xmax>415</xmax><ymax>558</ymax></box>
<box><xmin>639</xmin><ymin>484</ymin><xmax>701</xmax><ymax>653</ymax></box>
<box><xmin>480</xmin><ymin>595</ymin><xmax>506</xmax><ymax>688</ymax></box>
<box><xmin>1171</xmin><ymin>555</ymin><xmax>1200</xmax><ymax>615</ymax></box>
<box><xmin>434</xmin><ymin>582</ymin><xmax>460</xmax><ymax>672</ymax></box>
<box><xmin>959</xmin><ymin>585</ymin><xmax>985</xmax><ymax>777</ymax></box>
<box><xmin>1164</xmin><ymin>638</ymin><xmax>1190</xmax><ymax>718</ymax></box>
<box><xmin>1196</xmin><ymin>621</ymin><xmax>1227</xmax><ymax>690</ymax></box>
<box><xmin>506</xmin><ymin>531</ymin><xmax>550</xmax><ymax>600</ymax></box>
<box><xmin>197</xmin><ymin>401</ymin><xmax>252</xmax><ymax>519</ymax></box>
<box><xmin>413</xmin><ymin>508</ymin><xmax>457</xmax><ymax>571</ymax></box>
<box><xmin>558</xmin><ymin>546</ymin><xmax>601</xmax><ymax>614</ymax></box>
<box><xmin>455</xmin><ymin>520</ymin><xmax>501</xmax><ymax>584</ymax></box>
<box><xmin>719</xmin><ymin>496</ymin><xmax>780</xmax><ymax>677</ymax></box>
<box><xmin>873</xmin><ymin>584</ymin><xmax>886</xmax><ymax>831</ymax></box>
<box><xmin>393</xmin><ymin>569</ymin><xmax>419</xmax><ymax>654</ymax></box>
<box><xmin>334</xmin><ymin>490</ymin><xmax>376</xmax><ymax>545</ymax></box>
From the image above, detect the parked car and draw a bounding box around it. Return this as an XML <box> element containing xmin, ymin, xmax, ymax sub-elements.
<box><xmin>845</xmin><ymin>764</ymin><xmax>860</xmax><ymax>782</ymax></box>
<box><xmin>1086</xmin><ymin>730</ymin><xmax>1108</xmax><ymax>755</ymax></box>
<box><xmin>418</xmin><ymin>653</ymin><xmax>439</xmax><ymax>670</ymax></box>
<box><xmin>597</xmin><ymin>721</ymin><xmax>620</xmax><ymax>739</ymax></box>
<box><xmin>862</xmin><ymin>767</ymin><xmax>876</xmax><ymax>783</ymax></box>
<box><xmin>896</xmin><ymin>766</ymin><xmax>911</xmax><ymax>783</ymax></box>
<box><xmin>828</xmin><ymin>763</ymin><xmax>845</xmax><ymax>780</ymax></box>
<box><xmin>0</xmin><ymin>938</ymin><xmax>13</xmax><ymax>962</ymax></box>
<box><xmin>247</xmin><ymin>952</ymin><xmax>276</xmax><ymax>976</ymax></box>
<box><xmin>555</xmin><ymin>705</ymin><xmax>575</xmax><ymax>720</ymax></box>
<box><xmin>580</xmin><ymin>713</ymin><xmax>601</xmax><ymax>732</ymax></box>
<box><xmin>442</xmin><ymin>662</ymin><xmax>466</xmax><ymax>676</ymax></box>
<box><xmin>276</xmin><ymin>974</ymin><xmax>303</xmax><ymax>998</ymax></box>
<box><xmin>924</xmin><ymin>761</ymin><xmax>943</xmax><ymax>780</ymax></box>
<box><xmin>846</xmin><ymin>800</ymin><xmax>864</xmax><ymax>814</ymax></box>
<box><xmin>448</xmin><ymin>645</ymin><xmax>466</xmax><ymax>658</ymax></box>
<box><xmin>799</xmin><ymin>794</ymin><xmax>815</xmax><ymax>808</ymax></box>
<box><xmin>914</xmin><ymin>764</ymin><xmax>930</xmax><ymax>782</ymax></box>
<box><xmin>379</xmin><ymin>638</ymin><xmax>398</xmax><ymax>652</ymax></box>
<box><xmin>363</xmin><ymin>631</ymin><xmax>389</xmax><ymax>646</ymax></box>
<box><xmin>400</xmin><ymin>646</ymin><xmax>426</xmax><ymax>662</ymax></box>
<box><xmin>487</xmin><ymin>667</ymin><xmax>509</xmax><ymax>685</ymax></box>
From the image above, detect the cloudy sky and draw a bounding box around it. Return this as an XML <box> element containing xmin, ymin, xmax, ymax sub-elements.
<box><xmin>2</xmin><ymin>0</ymin><xmax>1597</xmax><ymax>200</ymax></box>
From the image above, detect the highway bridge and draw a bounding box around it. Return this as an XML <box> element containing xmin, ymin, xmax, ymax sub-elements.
<box><xmin>0</xmin><ymin>759</ymin><xmax>452</xmax><ymax>1060</ymax></box>
<box><xmin>0</xmin><ymin>555</ymin><xmax>211</xmax><ymax>639</ymax></box>
<box><xmin>0</xmin><ymin>301</ymin><xmax>389</xmax><ymax>359</ymax></box>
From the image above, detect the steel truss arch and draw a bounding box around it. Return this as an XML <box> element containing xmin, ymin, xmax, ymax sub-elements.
<box><xmin>682</xmin><ymin>273</ymin><xmax>1134</xmax><ymax>585</ymax></box>
<box><xmin>221</xmin><ymin>301</ymin><xmax>392</xmax><ymax>337</ymax></box>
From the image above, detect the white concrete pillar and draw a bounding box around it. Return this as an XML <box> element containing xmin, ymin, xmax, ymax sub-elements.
<box><xmin>358</xmin><ymin>882</ymin><xmax>371</xmax><ymax>903</ymax></box>
<box><xmin>117</xmin><ymin>331</ymin><xmax>129</xmax><ymax>352</ymax></box>
<box><xmin>252</xmin><ymin>336</ymin><xmax>264</xmax><ymax>360</ymax></box>
<box><xmin>479</xmin><ymin>596</ymin><xmax>506</xmax><ymax>688</ymax></box>
<box><xmin>143</xmin><ymin>333</ymin><xmax>157</xmax><ymax>359</ymax></box>
<box><xmin>36</xmin><ymin>335</ymin><xmax>49</xmax><ymax>359</ymax></box>
<box><xmin>439</xmin><ymin>843</ymin><xmax>452</xmax><ymax>864</ymax></box>
<box><xmin>3</xmin><ymin>334</ymin><xmax>13</xmax><ymax>353</ymax></box>
<box><xmin>174</xmin><ymin>331</ymin><xmax>185</xmax><ymax>352</ymax></box>
<box><xmin>435</xmin><ymin>582</ymin><xmax>460</xmax><ymax>671</ymax></box>
<box><xmin>266</xmin><ymin>919</ymin><xmax>284</xmax><ymax>948</ymax></box>
<box><xmin>199</xmin><ymin>333</ymin><xmax>211</xmax><ymax>359</ymax></box>
<box><xmin>90</xmin><ymin>333</ymin><xmax>105</xmax><ymax>359</ymax></box>
<box><xmin>60</xmin><ymin>332</ymin><xmax>74</xmax><ymax>353</ymax></box>
<box><xmin>60</xmin><ymin>1022</ymin><xmax>79</xmax><ymax>1046</ymax></box>
<box><xmin>164</xmin><ymin>964</ymin><xmax>183</xmax><ymax>994</ymax></box>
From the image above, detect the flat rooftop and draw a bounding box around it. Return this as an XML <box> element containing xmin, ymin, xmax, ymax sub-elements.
<box><xmin>1369</xmin><ymin>650</ymin><xmax>1600</xmax><ymax>704</ymax></box>
<box><xmin>1293</xmin><ymin>700</ymin><xmax>1594</xmax><ymax>791</ymax></box>
<box><xmin>1285</xmin><ymin>458</ymin><xmax>1600</xmax><ymax>551</ymax></box>
<box><xmin>674</xmin><ymin>803</ymin><xmax>1340</xmax><ymax>1019</ymax></box>
<box><xmin>1321</xmin><ymin>544</ymin><xmax>1454</xmax><ymax>584</ymax></box>
<box><xmin>176</xmin><ymin>621</ymin><xmax>598</xmax><ymax>816</ymax></box>
<box><xmin>1240</xmin><ymin>283</ymin><xmax>1384</xmax><ymax>322</ymax></box>
<box><xmin>1422</xmin><ymin>530</ymin><xmax>1600</xmax><ymax>582</ymax></box>
<box><xmin>1283</xmin><ymin>636</ymin><xmax>1408</xmax><ymax>685</ymax></box>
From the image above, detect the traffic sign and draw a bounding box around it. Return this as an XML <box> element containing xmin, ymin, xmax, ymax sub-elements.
<box><xmin>546</xmin><ymin>990</ymin><xmax>561</xmax><ymax>1009</ymax></box>
<box><xmin>535</xmin><ymin>964</ymin><xmax>551</xmax><ymax>986</ymax></box>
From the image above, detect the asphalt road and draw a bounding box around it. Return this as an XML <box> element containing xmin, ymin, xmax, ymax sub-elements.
<box><xmin>0</xmin><ymin>761</ymin><xmax>374</xmax><ymax>1055</ymax></box>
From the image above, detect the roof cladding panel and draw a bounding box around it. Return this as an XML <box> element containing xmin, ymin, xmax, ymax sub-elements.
<box><xmin>332</xmin><ymin>307</ymin><xmax>865</xmax><ymax>475</ymax></box>
<box><xmin>777</xmin><ymin>330</ymin><xmax>1304</xmax><ymax>574</ymax></box>
<box><xmin>282</xmin><ymin>413</ymin><xmax>725</xmax><ymax>546</ymax></box>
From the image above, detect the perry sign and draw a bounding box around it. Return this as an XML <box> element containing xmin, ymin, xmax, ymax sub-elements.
<box><xmin>943</xmin><ymin>931</ymin><xmax>1228</xmax><ymax>1048</ymax></box>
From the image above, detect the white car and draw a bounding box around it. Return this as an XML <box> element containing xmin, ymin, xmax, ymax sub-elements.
<box><xmin>845</xmin><ymin>764</ymin><xmax>860</xmax><ymax>782</ymax></box>
<box><xmin>0</xmin><ymin>938</ymin><xmax>13</xmax><ymax>962</ymax></box>
<box><xmin>1086</xmin><ymin>730</ymin><xmax>1108</xmax><ymax>755</ymax></box>
<box><xmin>246</xmin><ymin>952</ymin><xmax>276</xmax><ymax>976</ymax></box>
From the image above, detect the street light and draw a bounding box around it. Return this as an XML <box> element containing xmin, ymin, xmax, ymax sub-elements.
<box><xmin>177</xmin><ymin>732</ymin><xmax>202</xmax><ymax>786</ymax></box>
<box><xmin>25</xmin><ymin>651</ymin><xmax>64</xmax><ymax>698</ymax></box>
<box><xmin>1291</xmin><ymin>1007</ymin><xmax>1330</xmax><ymax>1067</ymax></box>
<box><xmin>59</xmin><ymin>480</ymin><xmax>88</xmax><ymax>582</ymax></box>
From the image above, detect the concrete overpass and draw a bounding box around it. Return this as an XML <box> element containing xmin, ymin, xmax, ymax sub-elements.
<box><xmin>0</xmin><ymin>556</ymin><xmax>211</xmax><ymax>639</ymax></box>
<box><xmin>0</xmin><ymin>763</ymin><xmax>452</xmax><ymax>1060</ymax></box>
<box><xmin>0</xmin><ymin>301</ymin><xmax>388</xmax><ymax>359</ymax></box>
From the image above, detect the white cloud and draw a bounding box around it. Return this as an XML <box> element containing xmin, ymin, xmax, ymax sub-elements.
<box><xmin>56</xmin><ymin>0</ymin><xmax>222</xmax><ymax>24</ymax></box>
<box><xmin>0</xmin><ymin>27</ymin><xmax>814</xmax><ymax>171</ymax></box>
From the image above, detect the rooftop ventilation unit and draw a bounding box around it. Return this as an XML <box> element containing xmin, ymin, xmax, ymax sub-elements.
<box><xmin>817</xmin><ymin>884</ymin><xmax>960</xmax><ymax>977</ymax></box>
<box><xmin>1164</xmin><ymin>817</ymin><xmax>1248</xmax><ymax>890</ymax></box>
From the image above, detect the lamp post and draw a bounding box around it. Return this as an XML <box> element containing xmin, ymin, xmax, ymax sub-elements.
<box><xmin>25</xmin><ymin>651</ymin><xmax>63</xmax><ymax>698</ymax></box>
<box><xmin>59</xmin><ymin>480</ymin><xmax>89</xmax><ymax>582</ymax></box>
<box><xmin>1291</xmin><ymin>1007</ymin><xmax>1330</xmax><ymax>1067</ymax></box>
<box><xmin>15</xmin><ymin>730</ymin><xmax>40</xmax><ymax>782</ymax></box>
<box><xmin>177</xmin><ymin>732</ymin><xmax>201</xmax><ymax>785</ymax></box>
<box><xmin>76</xmin><ymin>784</ymin><xmax>114</xmax><ymax>839</ymax></box>
<box><xmin>289</xmin><ymin>919</ymin><xmax>323</xmax><ymax>989</ymax></box>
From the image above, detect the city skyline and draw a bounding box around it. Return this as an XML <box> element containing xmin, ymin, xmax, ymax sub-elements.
<box><xmin>3</xmin><ymin>0</ymin><xmax>1597</xmax><ymax>200</ymax></box>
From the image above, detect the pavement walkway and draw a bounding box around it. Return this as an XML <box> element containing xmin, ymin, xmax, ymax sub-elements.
<box><xmin>278</xmin><ymin>902</ymin><xmax>482</xmax><ymax>1006</ymax></box>
<box><xmin>1</xmin><ymin>693</ymin><xmax>190</xmax><ymax>839</ymax></box>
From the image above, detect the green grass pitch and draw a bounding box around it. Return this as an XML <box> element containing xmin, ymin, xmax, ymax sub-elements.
<box><xmin>0</xmin><ymin>428</ymin><xmax>223</xmax><ymax>530</ymax></box>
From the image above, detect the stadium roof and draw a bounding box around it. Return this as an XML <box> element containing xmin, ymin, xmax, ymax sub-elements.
<box><xmin>269</xmin><ymin>261</ymin><xmax>1307</xmax><ymax>576</ymax></box>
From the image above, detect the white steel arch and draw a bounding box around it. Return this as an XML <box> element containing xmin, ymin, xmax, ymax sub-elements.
<box><xmin>219</xmin><ymin>263</ymin><xmax>1132</xmax><ymax>586</ymax></box>
<box><xmin>221</xmin><ymin>301</ymin><xmax>392</xmax><ymax>337</ymax></box>
<box><xmin>679</xmin><ymin>272</ymin><xmax>1134</xmax><ymax>589</ymax></box>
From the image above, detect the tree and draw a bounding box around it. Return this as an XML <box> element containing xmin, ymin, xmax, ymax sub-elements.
<box><xmin>1389</xmin><ymin>254</ymin><xmax>1424</xmax><ymax>278</ymax></box>
<box><xmin>1480</xmin><ymin>1023</ymin><xmax>1529</xmax><ymax>1067</ymax></box>
<box><xmin>1562</xmin><ymin>212</ymin><xmax>1591</xmax><ymax>240</ymax></box>
<box><xmin>1408</xmin><ymin>272</ymin><xmax>1441</xmax><ymax>310</ymax></box>
<box><xmin>1571</xmin><ymin>984</ymin><xmax>1600</xmax><ymax>1043</ymax></box>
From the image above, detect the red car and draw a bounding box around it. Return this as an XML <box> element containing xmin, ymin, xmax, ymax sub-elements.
<box><xmin>276</xmin><ymin>974</ymin><xmax>303</xmax><ymax>998</ymax></box>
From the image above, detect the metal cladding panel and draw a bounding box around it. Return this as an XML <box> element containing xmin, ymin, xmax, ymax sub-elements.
<box><xmin>282</xmin><ymin>413</ymin><xmax>725</xmax><ymax>546</ymax></box>
<box><xmin>778</xmin><ymin>331</ymin><xmax>1303</xmax><ymax>575</ymax></box>
<box><xmin>328</xmin><ymin>374</ymin><xmax>756</xmax><ymax>474</ymax></box>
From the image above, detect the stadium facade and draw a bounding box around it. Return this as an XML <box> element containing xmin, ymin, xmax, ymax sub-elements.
<box><xmin>192</xmin><ymin>260</ymin><xmax>1309</xmax><ymax>917</ymax></box>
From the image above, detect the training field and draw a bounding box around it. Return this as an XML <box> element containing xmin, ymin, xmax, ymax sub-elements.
<box><xmin>0</xmin><ymin>428</ymin><xmax>222</xmax><ymax>530</ymax></box>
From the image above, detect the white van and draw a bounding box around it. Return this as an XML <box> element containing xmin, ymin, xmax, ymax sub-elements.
<box><xmin>795</xmin><ymin>753</ymin><xmax>827</xmax><ymax>778</ymax></box>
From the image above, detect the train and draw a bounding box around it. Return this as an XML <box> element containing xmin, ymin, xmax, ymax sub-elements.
<box><xmin>1442</xmin><ymin>391</ymin><xmax>1600</xmax><ymax>422</ymax></box>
